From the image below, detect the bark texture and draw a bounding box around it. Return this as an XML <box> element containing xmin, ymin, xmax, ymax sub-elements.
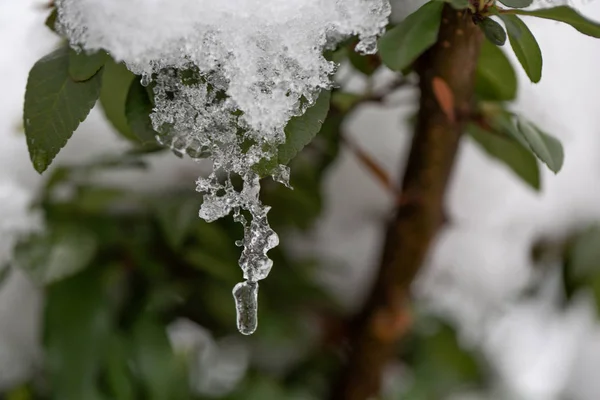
<box><xmin>331</xmin><ymin>6</ymin><xmax>484</xmax><ymax>400</ymax></box>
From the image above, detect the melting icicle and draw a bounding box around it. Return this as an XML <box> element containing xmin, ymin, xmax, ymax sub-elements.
<box><xmin>232</xmin><ymin>280</ymin><xmax>259</xmax><ymax>335</ymax></box>
<box><xmin>56</xmin><ymin>0</ymin><xmax>391</xmax><ymax>334</ymax></box>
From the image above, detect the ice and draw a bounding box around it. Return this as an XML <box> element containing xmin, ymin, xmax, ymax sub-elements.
<box><xmin>232</xmin><ymin>281</ymin><xmax>259</xmax><ymax>335</ymax></box>
<box><xmin>55</xmin><ymin>0</ymin><xmax>390</xmax><ymax>333</ymax></box>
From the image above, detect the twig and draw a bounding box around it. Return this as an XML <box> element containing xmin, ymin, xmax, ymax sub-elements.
<box><xmin>330</xmin><ymin>6</ymin><xmax>484</xmax><ymax>400</ymax></box>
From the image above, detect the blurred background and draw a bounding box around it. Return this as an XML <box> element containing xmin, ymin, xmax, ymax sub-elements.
<box><xmin>2</xmin><ymin>0</ymin><xmax>600</xmax><ymax>399</ymax></box>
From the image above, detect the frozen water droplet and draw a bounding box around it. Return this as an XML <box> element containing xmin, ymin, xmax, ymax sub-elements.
<box><xmin>140</xmin><ymin>73</ymin><xmax>151</xmax><ymax>87</ymax></box>
<box><xmin>232</xmin><ymin>280</ymin><xmax>258</xmax><ymax>335</ymax></box>
<box><xmin>272</xmin><ymin>164</ymin><xmax>292</xmax><ymax>189</ymax></box>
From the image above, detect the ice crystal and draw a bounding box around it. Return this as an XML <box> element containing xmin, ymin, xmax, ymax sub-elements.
<box><xmin>56</xmin><ymin>0</ymin><xmax>390</xmax><ymax>334</ymax></box>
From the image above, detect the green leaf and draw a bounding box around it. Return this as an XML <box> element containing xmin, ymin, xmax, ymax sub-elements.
<box><xmin>100</xmin><ymin>59</ymin><xmax>137</xmax><ymax>141</ymax></box>
<box><xmin>475</xmin><ymin>40</ymin><xmax>517</xmax><ymax>101</ymax></box>
<box><xmin>511</xmin><ymin>6</ymin><xmax>600</xmax><ymax>38</ymax></box>
<box><xmin>515</xmin><ymin>117</ymin><xmax>564</xmax><ymax>173</ymax></box>
<box><xmin>24</xmin><ymin>46</ymin><xmax>102</xmax><ymax>173</ymax></box>
<box><xmin>44</xmin><ymin>267</ymin><xmax>114</xmax><ymax>400</ymax></box>
<box><xmin>14</xmin><ymin>224</ymin><xmax>98</xmax><ymax>285</ymax></box>
<box><xmin>132</xmin><ymin>317</ymin><xmax>190</xmax><ymax>400</ymax></box>
<box><xmin>45</xmin><ymin>8</ymin><xmax>58</xmax><ymax>32</ymax></box>
<box><xmin>68</xmin><ymin>48</ymin><xmax>107</xmax><ymax>82</ymax></box>
<box><xmin>378</xmin><ymin>1</ymin><xmax>444</xmax><ymax>71</ymax></box>
<box><xmin>348</xmin><ymin>49</ymin><xmax>379</xmax><ymax>76</ymax></box>
<box><xmin>468</xmin><ymin>123</ymin><xmax>540</xmax><ymax>190</ymax></box>
<box><xmin>500</xmin><ymin>15</ymin><xmax>543</xmax><ymax>83</ymax></box>
<box><xmin>479</xmin><ymin>17</ymin><xmax>507</xmax><ymax>46</ymax></box>
<box><xmin>125</xmin><ymin>78</ymin><xmax>159</xmax><ymax>145</ymax></box>
<box><xmin>278</xmin><ymin>90</ymin><xmax>331</xmax><ymax>165</ymax></box>
<box><xmin>153</xmin><ymin>195</ymin><xmax>200</xmax><ymax>250</ymax></box>
<box><xmin>498</xmin><ymin>0</ymin><xmax>533</xmax><ymax>8</ymax></box>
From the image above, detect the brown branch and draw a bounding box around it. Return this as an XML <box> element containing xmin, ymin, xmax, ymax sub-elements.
<box><xmin>330</xmin><ymin>6</ymin><xmax>483</xmax><ymax>400</ymax></box>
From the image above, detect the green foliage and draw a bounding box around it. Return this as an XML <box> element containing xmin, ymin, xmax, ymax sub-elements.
<box><xmin>479</xmin><ymin>18</ymin><xmax>507</xmax><ymax>46</ymax></box>
<box><xmin>45</xmin><ymin>8</ymin><xmax>58</xmax><ymax>32</ymax></box>
<box><xmin>400</xmin><ymin>316</ymin><xmax>486</xmax><ymax>398</ymax></box>
<box><xmin>378</xmin><ymin>1</ymin><xmax>444</xmax><ymax>71</ymax></box>
<box><xmin>24</xmin><ymin>46</ymin><xmax>103</xmax><ymax>173</ymax></box>
<box><xmin>125</xmin><ymin>78</ymin><xmax>161</xmax><ymax>145</ymax></box>
<box><xmin>253</xmin><ymin>90</ymin><xmax>331</xmax><ymax>177</ymax></box>
<box><xmin>132</xmin><ymin>317</ymin><xmax>191</xmax><ymax>400</ymax></box>
<box><xmin>497</xmin><ymin>0</ymin><xmax>532</xmax><ymax>9</ymax></box>
<box><xmin>99</xmin><ymin>58</ymin><xmax>138</xmax><ymax>141</ymax></box>
<box><xmin>563</xmin><ymin>226</ymin><xmax>600</xmax><ymax>314</ymax></box>
<box><xmin>278</xmin><ymin>90</ymin><xmax>332</xmax><ymax>166</ymax></box>
<box><xmin>500</xmin><ymin>15</ymin><xmax>543</xmax><ymax>83</ymax></box>
<box><xmin>14</xmin><ymin>224</ymin><xmax>98</xmax><ymax>285</ymax></box>
<box><xmin>475</xmin><ymin>40</ymin><xmax>517</xmax><ymax>101</ymax></box>
<box><xmin>467</xmin><ymin>122</ymin><xmax>540</xmax><ymax>190</ymax></box>
<box><xmin>68</xmin><ymin>48</ymin><xmax>107</xmax><ymax>82</ymax></box>
<box><xmin>44</xmin><ymin>267</ymin><xmax>114</xmax><ymax>400</ymax></box>
<box><xmin>509</xmin><ymin>6</ymin><xmax>600</xmax><ymax>38</ymax></box>
<box><xmin>515</xmin><ymin>116</ymin><xmax>564</xmax><ymax>173</ymax></box>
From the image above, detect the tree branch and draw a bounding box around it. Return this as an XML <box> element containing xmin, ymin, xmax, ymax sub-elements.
<box><xmin>330</xmin><ymin>7</ymin><xmax>483</xmax><ymax>400</ymax></box>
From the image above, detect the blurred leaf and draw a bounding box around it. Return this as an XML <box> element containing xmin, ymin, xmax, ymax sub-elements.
<box><xmin>407</xmin><ymin>319</ymin><xmax>483</xmax><ymax>397</ymax></box>
<box><xmin>347</xmin><ymin>49</ymin><xmax>379</xmax><ymax>76</ymax></box>
<box><xmin>24</xmin><ymin>46</ymin><xmax>102</xmax><ymax>173</ymax></box>
<box><xmin>100</xmin><ymin>59</ymin><xmax>138</xmax><ymax>141</ymax></box>
<box><xmin>475</xmin><ymin>39</ymin><xmax>517</xmax><ymax>101</ymax></box>
<box><xmin>44</xmin><ymin>267</ymin><xmax>114</xmax><ymax>400</ymax></box>
<box><xmin>68</xmin><ymin>48</ymin><xmax>107</xmax><ymax>82</ymax></box>
<box><xmin>378</xmin><ymin>1</ymin><xmax>444</xmax><ymax>71</ymax></box>
<box><xmin>126</xmin><ymin>78</ymin><xmax>160</xmax><ymax>145</ymax></box>
<box><xmin>132</xmin><ymin>317</ymin><xmax>190</xmax><ymax>400</ymax></box>
<box><xmin>563</xmin><ymin>226</ymin><xmax>600</xmax><ymax>314</ymax></box>
<box><xmin>14</xmin><ymin>224</ymin><xmax>98</xmax><ymax>285</ymax></box>
<box><xmin>0</xmin><ymin>264</ymin><xmax>12</xmax><ymax>290</ymax></box>
<box><xmin>468</xmin><ymin>122</ymin><xmax>540</xmax><ymax>190</ymax></box>
<box><xmin>279</xmin><ymin>90</ymin><xmax>332</xmax><ymax>165</ymax></box>
<box><xmin>153</xmin><ymin>195</ymin><xmax>200</xmax><ymax>250</ymax></box>
<box><xmin>75</xmin><ymin>186</ymin><xmax>133</xmax><ymax>213</ymax></box>
<box><xmin>479</xmin><ymin>18</ymin><xmax>507</xmax><ymax>46</ymax></box>
<box><xmin>331</xmin><ymin>92</ymin><xmax>363</xmax><ymax>113</ymax></box>
<box><xmin>104</xmin><ymin>335</ymin><xmax>137</xmax><ymax>400</ymax></box>
<box><xmin>498</xmin><ymin>0</ymin><xmax>532</xmax><ymax>8</ymax></box>
<box><xmin>515</xmin><ymin>117</ymin><xmax>564</xmax><ymax>173</ymax></box>
<box><xmin>236</xmin><ymin>377</ymin><xmax>288</xmax><ymax>400</ymax></box>
<box><xmin>201</xmin><ymin>282</ymin><xmax>239</xmax><ymax>328</ymax></box>
<box><xmin>5</xmin><ymin>385</ymin><xmax>33</xmax><ymax>400</ymax></box>
<box><xmin>500</xmin><ymin>15</ymin><xmax>543</xmax><ymax>83</ymax></box>
<box><xmin>185</xmin><ymin>249</ymin><xmax>239</xmax><ymax>283</ymax></box>
<box><xmin>511</xmin><ymin>6</ymin><xmax>600</xmax><ymax>37</ymax></box>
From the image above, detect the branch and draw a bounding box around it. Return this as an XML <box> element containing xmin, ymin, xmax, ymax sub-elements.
<box><xmin>330</xmin><ymin>6</ymin><xmax>483</xmax><ymax>400</ymax></box>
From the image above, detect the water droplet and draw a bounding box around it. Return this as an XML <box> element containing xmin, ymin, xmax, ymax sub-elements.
<box><xmin>232</xmin><ymin>280</ymin><xmax>258</xmax><ymax>335</ymax></box>
<box><xmin>140</xmin><ymin>73</ymin><xmax>151</xmax><ymax>87</ymax></box>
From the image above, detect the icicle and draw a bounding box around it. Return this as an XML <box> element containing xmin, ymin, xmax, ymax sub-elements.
<box><xmin>232</xmin><ymin>280</ymin><xmax>259</xmax><ymax>335</ymax></box>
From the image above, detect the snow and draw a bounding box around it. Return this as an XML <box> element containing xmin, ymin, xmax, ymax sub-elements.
<box><xmin>56</xmin><ymin>0</ymin><xmax>391</xmax><ymax>334</ymax></box>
